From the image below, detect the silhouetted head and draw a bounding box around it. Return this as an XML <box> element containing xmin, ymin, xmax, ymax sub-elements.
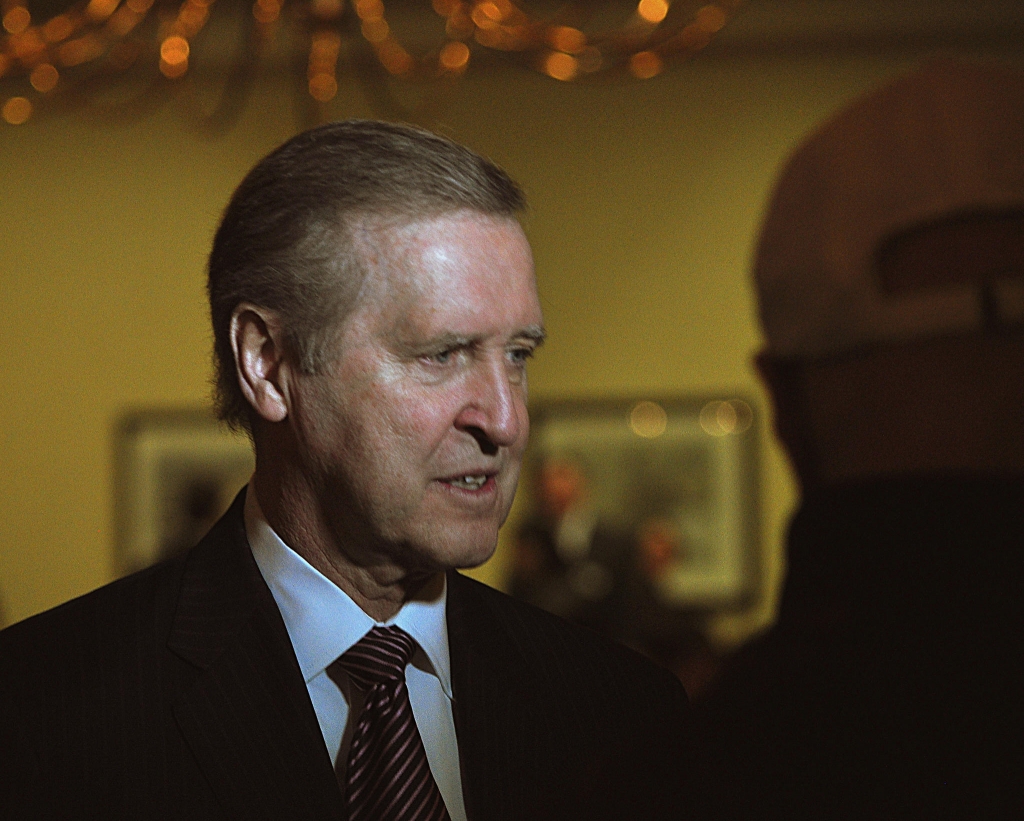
<box><xmin>753</xmin><ymin>60</ymin><xmax>1024</xmax><ymax>488</ymax></box>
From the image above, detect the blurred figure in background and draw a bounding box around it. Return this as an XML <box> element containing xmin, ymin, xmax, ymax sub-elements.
<box><xmin>694</xmin><ymin>60</ymin><xmax>1024</xmax><ymax>818</ymax></box>
<box><xmin>510</xmin><ymin>455</ymin><xmax>633</xmax><ymax>638</ymax></box>
<box><xmin>510</xmin><ymin>456</ymin><xmax>723</xmax><ymax>699</ymax></box>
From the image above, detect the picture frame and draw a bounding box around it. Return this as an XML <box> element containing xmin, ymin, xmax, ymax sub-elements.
<box><xmin>509</xmin><ymin>395</ymin><xmax>759</xmax><ymax>626</ymax></box>
<box><xmin>114</xmin><ymin>408</ymin><xmax>255</xmax><ymax>575</ymax></box>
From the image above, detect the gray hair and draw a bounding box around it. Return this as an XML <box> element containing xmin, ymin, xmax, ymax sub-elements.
<box><xmin>208</xmin><ymin>119</ymin><xmax>527</xmax><ymax>431</ymax></box>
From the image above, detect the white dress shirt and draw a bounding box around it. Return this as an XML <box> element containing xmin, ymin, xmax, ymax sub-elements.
<box><xmin>244</xmin><ymin>487</ymin><xmax>467</xmax><ymax>821</ymax></box>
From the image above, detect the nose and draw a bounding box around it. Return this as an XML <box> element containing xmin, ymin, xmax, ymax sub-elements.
<box><xmin>455</xmin><ymin>357</ymin><xmax>526</xmax><ymax>454</ymax></box>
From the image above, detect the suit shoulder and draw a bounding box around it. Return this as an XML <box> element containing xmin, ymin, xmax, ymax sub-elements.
<box><xmin>449</xmin><ymin>571</ymin><xmax>685</xmax><ymax>697</ymax></box>
<box><xmin>0</xmin><ymin>557</ymin><xmax>186</xmax><ymax>669</ymax></box>
<box><xmin>0</xmin><ymin>493</ymin><xmax>249</xmax><ymax>664</ymax></box>
<box><xmin>448</xmin><ymin>572</ymin><xmax>696</xmax><ymax>818</ymax></box>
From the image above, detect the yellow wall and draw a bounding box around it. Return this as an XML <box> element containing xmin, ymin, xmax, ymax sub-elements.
<box><xmin>1</xmin><ymin>45</ymin><xmax>1017</xmax><ymax>639</ymax></box>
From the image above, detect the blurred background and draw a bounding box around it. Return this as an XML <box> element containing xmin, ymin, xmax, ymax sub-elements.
<box><xmin>2</xmin><ymin>0</ymin><xmax>1021</xmax><ymax>666</ymax></box>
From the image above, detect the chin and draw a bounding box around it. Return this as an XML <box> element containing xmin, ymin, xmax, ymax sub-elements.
<box><xmin>396</xmin><ymin>513</ymin><xmax>504</xmax><ymax>572</ymax></box>
<box><xmin>432</xmin><ymin>527</ymin><xmax>500</xmax><ymax>571</ymax></box>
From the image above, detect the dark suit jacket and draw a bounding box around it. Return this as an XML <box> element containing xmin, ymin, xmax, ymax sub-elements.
<box><xmin>692</xmin><ymin>478</ymin><xmax>1024</xmax><ymax>819</ymax></box>
<box><xmin>0</xmin><ymin>491</ymin><xmax>693</xmax><ymax>820</ymax></box>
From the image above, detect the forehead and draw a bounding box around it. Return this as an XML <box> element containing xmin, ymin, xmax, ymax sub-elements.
<box><xmin>349</xmin><ymin>211</ymin><xmax>539</xmax><ymax>324</ymax></box>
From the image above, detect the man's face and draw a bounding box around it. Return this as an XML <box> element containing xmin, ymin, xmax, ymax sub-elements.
<box><xmin>289</xmin><ymin>211</ymin><xmax>544</xmax><ymax>575</ymax></box>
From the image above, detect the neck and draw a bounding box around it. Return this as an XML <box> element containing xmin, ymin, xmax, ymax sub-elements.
<box><xmin>250</xmin><ymin>448</ymin><xmax>439</xmax><ymax>622</ymax></box>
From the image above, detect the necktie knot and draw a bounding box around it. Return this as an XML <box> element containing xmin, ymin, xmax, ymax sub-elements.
<box><xmin>338</xmin><ymin>625</ymin><xmax>417</xmax><ymax>691</ymax></box>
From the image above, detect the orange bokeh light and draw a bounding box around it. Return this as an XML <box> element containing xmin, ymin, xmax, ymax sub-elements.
<box><xmin>694</xmin><ymin>4</ymin><xmax>727</xmax><ymax>32</ymax></box>
<box><xmin>439</xmin><ymin>40</ymin><xmax>470</xmax><ymax>71</ymax></box>
<box><xmin>41</xmin><ymin>15</ymin><xmax>74</xmax><ymax>43</ymax></box>
<box><xmin>548</xmin><ymin>26</ymin><xmax>586</xmax><ymax>55</ymax></box>
<box><xmin>85</xmin><ymin>0</ymin><xmax>119</xmax><ymax>22</ymax></box>
<box><xmin>160</xmin><ymin>35</ymin><xmax>189</xmax><ymax>64</ymax></box>
<box><xmin>637</xmin><ymin>0</ymin><xmax>669</xmax><ymax>24</ymax></box>
<box><xmin>543</xmin><ymin>51</ymin><xmax>578</xmax><ymax>81</ymax></box>
<box><xmin>377</xmin><ymin>41</ymin><xmax>413</xmax><ymax>75</ymax></box>
<box><xmin>2</xmin><ymin>96</ymin><xmax>32</xmax><ymax>125</ymax></box>
<box><xmin>308</xmin><ymin>73</ymin><xmax>338</xmax><ymax>101</ymax></box>
<box><xmin>252</xmin><ymin>0</ymin><xmax>281</xmax><ymax>24</ymax></box>
<box><xmin>361</xmin><ymin>18</ymin><xmax>389</xmax><ymax>43</ymax></box>
<box><xmin>355</xmin><ymin>0</ymin><xmax>383</xmax><ymax>21</ymax></box>
<box><xmin>160</xmin><ymin>35</ymin><xmax>189</xmax><ymax>77</ymax></box>
<box><xmin>629</xmin><ymin>50</ymin><xmax>663</xmax><ymax>79</ymax></box>
<box><xmin>3</xmin><ymin>6</ymin><xmax>31</xmax><ymax>35</ymax></box>
<box><xmin>30</xmin><ymin>63</ymin><xmax>59</xmax><ymax>93</ymax></box>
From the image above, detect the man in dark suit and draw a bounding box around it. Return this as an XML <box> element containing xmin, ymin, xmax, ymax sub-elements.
<box><xmin>693</xmin><ymin>60</ymin><xmax>1024</xmax><ymax>818</ymax></box>
<box><xmin>0</xmin><ymin>120</ymin><xmax>692</xmax><ymax>820</ymax></box>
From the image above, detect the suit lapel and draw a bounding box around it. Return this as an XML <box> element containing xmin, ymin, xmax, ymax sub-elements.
<box><xmin>168</xmin><ymin>491</ymin><xmax>344</xmax><ymax>820</ymax></box>
<box><xmin>446</xmin><ymin>572</ymin><xmax>533</xmax><ymax>821</ymax></box>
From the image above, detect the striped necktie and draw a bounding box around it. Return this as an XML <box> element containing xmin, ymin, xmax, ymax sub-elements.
<box><xmin>337</xmin><ymin>625</ymin><xmax>452</xmax><ymax>821</ymax></box>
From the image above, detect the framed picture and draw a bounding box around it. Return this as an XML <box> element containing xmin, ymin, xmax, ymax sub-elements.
<box><xmin>114</xmin><ymin>409</ymin><xmax>255</xmax><ymax>575</ymax></box>
<box><xmin>508</xmin><ymin>396</ymin><xmax>759</xmax><ymax>644</ymax></box>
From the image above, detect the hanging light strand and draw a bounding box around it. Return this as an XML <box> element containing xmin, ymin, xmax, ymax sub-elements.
<box><xmin>1</xmin><ymin>0</ymin><xmax>741</xmax><ymax>124</ymax></box>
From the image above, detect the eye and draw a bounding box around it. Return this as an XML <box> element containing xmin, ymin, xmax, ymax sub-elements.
<box><xmin>423</xmin><ymin>345</ymin><xmax>464</xmax><ymax>367</ymax></box>
<box><xmin>508</xmin><ymin>346</ymin><xmax>536</xmax><ymax>366</ymax></box>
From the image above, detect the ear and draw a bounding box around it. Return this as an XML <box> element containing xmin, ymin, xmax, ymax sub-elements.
<box><xmin>230</xmin><ymin>303</ymin><xmax>291</xmax><ymax>424</ymax></box>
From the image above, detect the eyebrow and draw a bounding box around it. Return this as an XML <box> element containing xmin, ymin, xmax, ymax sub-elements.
<box><xmin>420</xmin><ymin>326</ymin><xmax>547</xmax><ymax>350</ymax></box>
<box><xmin>518</xmin><ymin>325</ymin><xmax>547</xmax><ymax>346</ymax></box>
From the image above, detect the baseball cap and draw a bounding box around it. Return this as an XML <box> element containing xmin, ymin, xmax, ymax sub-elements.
<box><xmin>754</xmin><ymin>59</ymin><xmax>1024</xmax><ymax>358</ymax></box>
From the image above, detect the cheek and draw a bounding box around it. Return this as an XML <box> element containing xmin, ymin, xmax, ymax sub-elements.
<box><xmin>363</xmin><ymin>387</ymin><xmax>457</xmax><ymax>458</ymax></box>
<box><xmin>407</xmin><ymin>402</ymin><xmax>462</xmax><ymax>452</ymax></box>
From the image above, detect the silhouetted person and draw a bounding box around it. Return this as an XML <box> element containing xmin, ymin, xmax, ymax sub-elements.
<box><xmin>694</xmin><ymin>60</ymin><xmax>1024</xmax><ymax>819</ymax></box>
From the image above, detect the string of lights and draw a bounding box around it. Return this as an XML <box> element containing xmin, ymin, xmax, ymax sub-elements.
<box><xmin>1</xmin><ymin>0</ymin><xmax>740</xmax><ymax>126</ymax></box>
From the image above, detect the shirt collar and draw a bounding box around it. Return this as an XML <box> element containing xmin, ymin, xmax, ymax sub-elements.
<box><xmin>244</xmin><ymin>484</ymin><xmax>453</xmax><ymax>698</ymax></box>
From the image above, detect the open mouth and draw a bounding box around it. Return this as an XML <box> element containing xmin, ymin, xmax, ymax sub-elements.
<box><xmin>446</xmin><ymin>474</ymin><xmax>489</xmax><ymax>491</ymax></box>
